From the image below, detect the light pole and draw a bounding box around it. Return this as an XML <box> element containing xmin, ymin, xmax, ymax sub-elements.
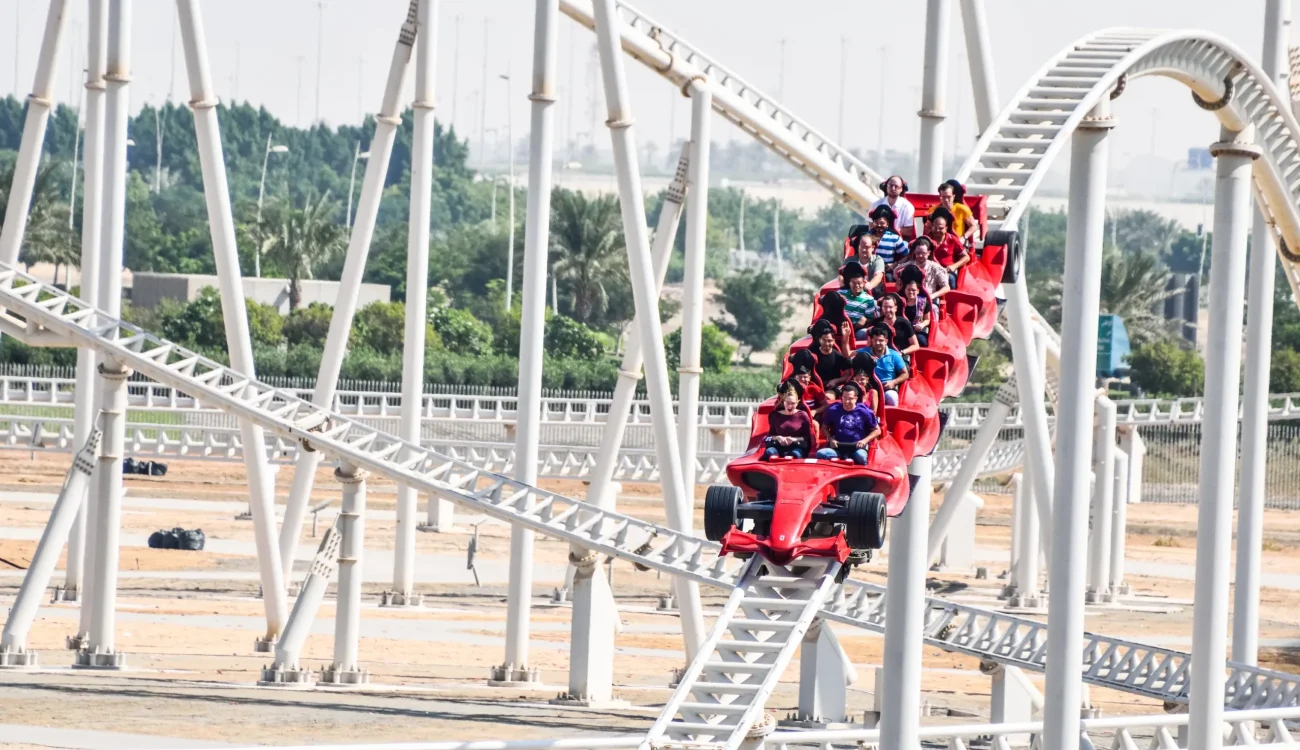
<box><xmin>500</xmin><ymin>71</ymin><xmax>516</xmax><ymax>311</ymax></box>
<box><xmin>346</xmin><ymin>141</ymin><xmax>370</xmax><ymax>234</ymax></box>
<box><xmin>256</xmin><ymin>134</ymin><xmax>289</xmax><ymax>277</ymax></box>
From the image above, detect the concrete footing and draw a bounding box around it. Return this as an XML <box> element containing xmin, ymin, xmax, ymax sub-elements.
<box><xmin>253</xmin><ymin>636</ymin><xmax>277</xmax><ymax>653</ymax></box>
<box><xmin>72</xmin><ymin>648</ymin><xmax>126</xmax><ymax>669</ymax></box>
<box><xmin>64</xmin><ymin>633</ymin><xmax>87</xmax><ymax>651</ymax></box>
<box><xmin>488</xmin><ymin>664</ymin><xmax>541</xmax><ymax>687</ymax></box>
<box><xmin>319</xmin><ymin>665</ymin><xmax>371</xmax><ymax>686</ymax></box>
<box><xmin>258</xmin><ymin>664</ymin><xmax>315</xmax><ymax>687</ymax></box>
<box><xmin>50</xmin><ymin>586</ymin><xmax>80</xmax><ymax>603</ymax></box>
<box><xmin>0</xmin><ymin>647</ymin><xmax>38</xmax><ymax>669</ymax></box>
<box><xmin>379</xmin><ymin>591</ymin><xmax>424</xmax><ymax>608</ymax></box>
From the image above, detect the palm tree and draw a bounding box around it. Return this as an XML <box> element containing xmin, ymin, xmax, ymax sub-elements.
<box><xmin>0</xmin><ymin>160</ymin><xmax>77</xmax><ymax>281</ymax></box>
<box><xmin>1042</xmin><ymin>250</ymin><xmax>1182</xmax><ymax>344</ymax></box>
<box><xmin>260</xmin><ymin>192</ymin><xmax>347</xmax><ymax>310</ymax></box>
<box><xmin>549</xmin><ymin>189</ymin><xmax>626</xmax><ymax>324</ymax></box>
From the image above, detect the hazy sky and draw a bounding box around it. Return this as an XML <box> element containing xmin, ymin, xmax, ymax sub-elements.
<box><xmin>3</xmin><ymin>0</ymin><xmax>1294</xmax><ymax>171</ymax></box>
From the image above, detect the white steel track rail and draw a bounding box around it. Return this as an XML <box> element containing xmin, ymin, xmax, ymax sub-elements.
<box><xmin>643</xmin><ymin>558</ymin><xmax>840</xmax><ymax>750</ymax></box>
<box><xmin>0</xmin><ymin>267</ymin><xmax>1295</xmax><ymax>711</ymax></box>
<box><xmin>956</xmin><ymin>28</ymin><xmax>1300</xmax><ymax>307</ymax></box>
<box><xmin>558</xmin><ymin>0</ymin><xmax>882</xmax><ymax>213</ymax></box>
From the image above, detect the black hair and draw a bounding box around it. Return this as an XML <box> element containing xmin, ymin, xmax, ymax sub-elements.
<box><xmin>839</xmin><ymin>260</ymin><xmax>867</xmax><ymax>281</ymax></box>
<box><xmin>809</xmin><ymin>319</ymin><xmax>837</xmax><ymax>339</ymax></box>
<box><xmin>868</xmin><ymin>324</ymin><xmax>892</xmax><ymax>339</ymax></box>
<box><xmin>941</xmin><ymin>178</ymin><xmax>966</xmax><ymax>200</ymax></box>
<box><xmin>898</xmin><ymin>264</ymin><xmax>924</xmax><ymax>286</ymax></box>
<box><xmin>851</xmin><ymin>350</ymin><xmax>876</xmax><ymax>374</ymax></box>
<box><xmin>839</xmin><ymin>381</ymin><xmax>864</xmax><ymax>398</ymax></box>
<box><xmin>869</xmin><ymin>204</ymin><xmax>897</xmax><ymax>224</ymax></box>
<box><xmin>929</xmin><ymin>206</ymin><xmax>955</xmax><ymax>227</ymax></box>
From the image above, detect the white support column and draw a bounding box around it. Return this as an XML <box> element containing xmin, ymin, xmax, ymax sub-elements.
<box><xmin>1041</xmin><ymin>100</ymin><xmax>1112</xmax><ymax>750</ymax></box>
<box><xmin>793</xmin><ymin>620</ymin><xmax>856</xmax><ymax>727</ymax></box>
<box><xmin>1086</xmin><ymin>397</ymin><xmax>1117</xmax><ymax>604</ymax></box>
<box><xmin>1189</xmin><ymin>127</ymin><xmax>1257</xmax><ymax>750</ymax></box>
<box><xmin>958</xmin><ymin>0</ymin><xmax>999</xmax><ymax>136</ymax></box>
<box><xmin>389</xmin><ymin>0</ymin><xmax>439</xmax><ymax>610</ymax></box>
<box><xmin>65</xmin><ymin>0</ymin><xmax>109</xmax><ymax>612</ymax></box>
<box><xmin>938</xmin><ymin>493</ymin><xmax>982</xmax><ymax>571</ymax></box>
<box><xmin>916</xmin><ymin>0</ymin><xmax>951</xmax><ymax>190</ymax></box>
<box><xmin>0</xmin><ymin>0</ymin><xmax>69</xmax><ymax>267</ymax></box>
<box><xmin>490</xmin><ymin>0</ymin><xmax>558</xmax><ymax>688</ymax></box>
<box><xmin>1121</xmin><ymin>428</ymin><xmax>1145</xmax><ymax>508</ymax></box>
<box><xmin>175</xmin><ymin>0</ymin><xmax>287</xmax><ymax>647</ymax></box>
<box><xmin>1004</xmin><ymin>279</ymin><xmax>1055</xmax><ymax>556</ymax></box>
<box><xmin>279</xmin><ymin>2</ymin><xmax>416</xmax><ymax>580</ymax></box>
<box><xmin>259</xmin><ymin>525</ymin><xmax>343</xmax><ymax>686</ymax></box>
<box><xmin>0</xmin><ymin>429</ymin><xmax>100</xmax><ymax>668</ymax></box>
<box><xmin>987</xmin><ymin>662</ymin><xmax>1038</xmax><ymax>746</ymax></box>
<box><xmin>926</xmin><ymin>378</ymin><xmax>1014</xmax><ymax>566</ymax></box>
<box><xmin>1109</xmin><ymin>448</ymin><xmax>1130</xmax><ymax>596</ymax></box>
<box><xmin>419</xmin><ymin>490</ymin><xmax>455</xmax><ymax>532</ymax></box>
<box><xmin>1236</xmin><ymin>0</ymin><xmax>1290</xmax><ymax>669</ymax></box>
<box><xmin>879</xmin><ymin>455</ymin><xmax>933</xmax><ymax>750</ymax></box>
<box><xmin>591</xmin><ymin>0</ymin><xmax>705</xmax><ymax>661</ymax></box>
<box><xmin>320</xmin><ymin>465</ymin><xmax>370</xmax><ymax>685</ymax></box>
<box><xmin>558</xmin><ymin>148</ymin><xmax>686</xmax><ymax>704</ymax></box>
<box><xmin>76</xmin><ymin>362</ymin><xmax>130</xmax><ymax>669</ymax></box>
<box><xmin>1007</xmin><ymin>472</ymin><xmax>1042</xmax><ymax>608</ymax></box>
<box><xmin>677</xmin><ymin>79</ymin><xmax>711</xmax><ymax>504</ymax></box>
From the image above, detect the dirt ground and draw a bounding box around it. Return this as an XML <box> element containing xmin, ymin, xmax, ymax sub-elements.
<box><xmin>1</xmin><ymin>452</ymin><xmax>1298</xmax><ymax>747</ymax></box>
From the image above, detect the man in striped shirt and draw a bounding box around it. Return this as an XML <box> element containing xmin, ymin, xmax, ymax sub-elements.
<box><xmin>838</xmin><ymin>260</ymin><xmax>877</xmax><ymax>339</ymax></box>
<box><xmin>868</xmin><ymin>204</ymin><xmax>908</xmax><ymax>269</ymax></box>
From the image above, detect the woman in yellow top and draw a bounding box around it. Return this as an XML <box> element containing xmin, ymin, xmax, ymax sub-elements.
<box><xmin>939</xmin><ymin>179</ymin><xmax>978</xmax><ymax>248</ymax></box>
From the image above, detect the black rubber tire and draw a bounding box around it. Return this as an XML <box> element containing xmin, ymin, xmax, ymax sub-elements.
<box><xmin>845</xmin><ymin>491</ymin><xmax>888</xmax><ymax>550</ymax></box>
<box><xmin>985</xmin><ymin>229</ymin><xmax>1021</xmax><ymax>284</ymax></box>
<box><xmin>704</xmin><ymin>485</ymin><xmax>743</xmax><ymax>542</ymax></box>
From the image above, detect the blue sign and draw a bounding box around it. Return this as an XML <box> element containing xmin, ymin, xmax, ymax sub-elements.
<box><xmin>1097</xmin><ymin>314</ymin><xmax>1131</xmax><ymax>378</ymax></box>
<box><xmin>1187</xmin><ymin>147</ymin><xmax>1213</xmax><ymax>170</ymax></box>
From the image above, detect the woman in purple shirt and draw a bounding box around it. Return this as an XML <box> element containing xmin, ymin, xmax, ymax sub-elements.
<box><xmin>814</xmin><ymin>382</ymin><xmax>881</xmax><ymax>465</ymax></box>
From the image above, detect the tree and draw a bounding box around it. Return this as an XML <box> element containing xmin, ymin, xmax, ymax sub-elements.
<box><xmin>550</xmin><ymin>189</ymin><xmax>627</xmax><ymax>325</ymax></box>
<box><xmin>1041</xmin><ymin>250</ymin><xmax>1181</xmax><ymax>343</ymax></box>
<box><xmin>159</xmin><ymin>287</ymin><xmax>227</xmax><ymax>351</ymax></box>
<box><xmin>666</xmin><ymin>324</ymin><xmax>735</xmax><ymax>373</ymax></box>
<box><xmin>1127</xmin><ymin>340</ymin><xmax>1204</xmax><ymax>397</ymax></box>
<box><xmin>713</xmin><ymin>268</ymin><xmax>791</xmax><ymax>354</ymax></box>
<box><xmin>260</xmin><ymin>192</ymin><xmax>347</xmax><ymax>309</ymax></box>
<box><xmin>0</xmin><ymin>160</ymin><xmax>76</xmax><ymax>280</ymax></box>
<box><xmin>429</xmin><ymin>304</ymin><xmax>494</xmax><ymax>356</ymax></box>
<box><xmin>545</xmin><ymin>314</ymin><xmax>609</xmax><ymax>361</ymax></box>
<box><xmin>799</xmin><ymin>239</ymin><xmax>844</xmax><ymax>294</ymax></box>
<box><xmin>245</xmin><ymin>299</ymin><xmax>285</xmax><ymax>347</ymax></box>
<box><xmin>283</xmin><ymin>302</ymin><xmax>334</xmax><ymax>348</ymax></box>
<box><xmin>1271</xmin><ymin>349</ymin><xmax>1300</xmax><ymax>392</ymax></box>
<box><xmin>351</xmin><ymin>300</ymin><xmax>438</xmax><ymax>353</ymax></box>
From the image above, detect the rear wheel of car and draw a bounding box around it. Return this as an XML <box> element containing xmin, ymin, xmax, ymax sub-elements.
<box><xmin>845</xmin><ymin>491</ymin><xmax>887</xmax><ymax>550</ymax></box>
<box><xmin>704</xmin><ymin>485</ymin><xmax>743</xmax><ymax>542</ymax></box>
<box><xmin>986</xmin><ymin>229</ymin><xmax>1021</xmax><ymax>284</ymax></box>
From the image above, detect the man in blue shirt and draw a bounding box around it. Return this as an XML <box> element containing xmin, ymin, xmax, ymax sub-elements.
<box><xmin>815</xmin><ymin>381</ymin><xmax>881</xmax><ymax>465</ymax></box>
<box><xmin>868</xmin><ymin>325</ymin><xmax>908</xmax><ymax>406</ymax></box>
<box><xmin>869</xmin><ymin>205</ymin><xmax>908</xmax><ymax>269</ymax></box>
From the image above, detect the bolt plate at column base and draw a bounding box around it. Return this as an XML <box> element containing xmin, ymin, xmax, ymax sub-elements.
<box><xmin>64</xmin><ymin>633</ymin><xmax>88</xmax><ymax>651</ymax></box>
<box><xmin>253</xmin><ymin>636</ymin><xmax>277</xmax><ymax>653</ymax></box>
<box><xmin>257</xmin><ymin>665</ymin><xmax>315</xmax><ymax>687</ymax></box>
<box><xmin>548</xmin><ymin>692</ymin><xmax>629</xmax><ymax>708</ymax></box>
<box><xmin>550</xmin><ymin>587</ymin><xmax>570</xmax><ymax>604</ymax></box>
<box><xmin>319</xmin><ymin>666</ymin><xmax>370</xmax><ymax>686</ymax></box>
<box><xmin>72</xmin><ymin>649</ymin><xmax>126</xmax><ymax>669</ymax></box>
<box><xmin>379</xmin><ymin>591</ymin><xmax>423</xmax><ymax>608</ymax></box>
<box><xmin>50</xmin><ymin>586</ymin><xmax>80</xmax><ymax>604</ymax></box>
<box><xmin>656</xmin><ymin>594</ymin><xmax>676</xmax><ymax>612</ymax></box>
<box><xmin>0</xmin><ymin>648</ymin><xmax>38</xmax><ymax>669</ymax></box>
<box><xmin>487</xmin><ymin>664</ymin><xmax>541</xmax><ymax>687</ymax></box>
<box><xmin>668</xmin><ymin>666</ymin><xmax>685</xmax><ymax>688</ymax></box>
<box><xmin>235</xmin><ymin>510</ymin><xmax>252</xmax><ymax>521</ymax></box>
<box><xmin>416</xmin><ymin>523</ymin><xmax>454</xmax><ymax>533</ymax></box>
<box><xmin>1085</xmin><ymin>589</ymin><xmax>1117</xmax><ymax>605</ymax></box>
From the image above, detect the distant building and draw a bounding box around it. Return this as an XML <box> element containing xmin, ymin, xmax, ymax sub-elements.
<box><xmin>129</xmin><ymin>273</ymin><xmax>391</xmax><ymax>314</ymax></box>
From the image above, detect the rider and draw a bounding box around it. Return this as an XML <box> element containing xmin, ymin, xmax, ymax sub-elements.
<box><xmin>814</xmin><ymin>381</ymin><xmax>881</xmax><ymax>465</ymax></box>
<box><xmin>870</xmin><ymin>175</ymin><xmax>917</xmax><ymax>240</ymax></box>
<box><xmin>868</xmin><ymin>204</ymin><xmax>909</xmax><ymax>269</ymax></box>
<box><xmin>838</xmin><ymin>260</ymin><xmax>878</xmax><ymax>339</ymax></box>
<box><xmin>898</xmin><ymin>270</ymin><xmax>932</xmax><ymax>347</ymax></box>
<box><xmin>877</xmin><ymin>293</ymin><xmax>920</xmax><ymax>357</ymax></box>
<box><xmin>868</xmin><ymin>325</ymin><xmax>909</xmax><ymax>406</ymax></box>
<box><xmin>938</xmin><ymin>179</ymin><xmax>978</xmax><ymax>248</ymax></box>
<box><xmin>763</xmin><ymin>380</ymin><xmax>815</xmax><ymax>460</ymax></box>
<box><xmin>809</xmin><ymin>319</ymin><xmax>852</xmax><ymax>390</ymax></box>
<box><xmin>925</xmin><ymin>207</ymin><xmax>971</xmax><ymax>288</ymax></box>
<box><xmin>894</xmin><ymin>236</ymin><xmax>950</xmax><ymax>299</ymax></box>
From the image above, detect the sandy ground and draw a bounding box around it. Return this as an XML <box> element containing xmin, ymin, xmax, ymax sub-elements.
<box><xmin>0</xmin><ymin>453</ymin><xmax>1298</xmax><ymax>747</ymax></box>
